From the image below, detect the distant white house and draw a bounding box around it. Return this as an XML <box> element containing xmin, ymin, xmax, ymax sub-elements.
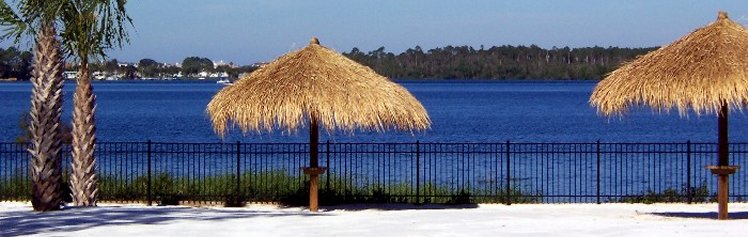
<box><xmin>63</xmin><ymin>71</ymin><xmax>78</xmax><ymax>80</ymax></box>
<box><xmin>208</xmin><ymin>72</ymin><xmax>230</xmax><ymax>78</ymax></box>
<box><xmin>93</xmin><ymin>71</ymin><xmax>106</xmax><ymax>80</ymax></box>
<box><xmin>251</xmin><ymin>62</ymin><xmax>268</xmax><ymax>68</ymax></box>
<box><xmin>162</xmin><ymin>62</ymin><xmax>179</xmax><ymax>68</ymax></box>
<box><xmin>64</xmin><ymin>71</ymin><xmax>115</xmax><ymax>80</ymax></box>
<box><xmin>213</xmin><ymin>60</ymin><xmax>227</xmax><ymax>68</ymax></box>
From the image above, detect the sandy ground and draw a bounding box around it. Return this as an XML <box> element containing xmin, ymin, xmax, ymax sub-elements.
<box><xmin>1</xmin><ymin>202</ymin><xmax>747</xmax><ymax>237</ymax></box>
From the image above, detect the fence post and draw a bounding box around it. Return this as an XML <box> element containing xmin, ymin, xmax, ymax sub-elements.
<box><xmin>596</xmin><ymin>140</ymin><xmax>601</xmax><ymax>204</ymax></box>
<box><xmin>326</xmin><ymin>140</ymin><xmax>330</xmax><ymax>192</ymax></box>
<box><xmin>147</xmin><ymin>140</ymin><xmax>152</xmax><ymax>206</ymax></box>
<box><xmin>236</xmin><ymin>141</ymin><xmax>241</xmax><ymax>201</ymax></box>
<box><xmin>506</xmin><ymin>140</ymin><xmax>511</xmax><ymax>205</ymax></box>
<box><xmin>687</xmin><ymin>140</ymin><xmax>692</xmax><ymax>204</ymax></box>
<box><xmin>415</xmin><ymin>140</ymin><xmax>420</xmax><ymax>204</ymax></box>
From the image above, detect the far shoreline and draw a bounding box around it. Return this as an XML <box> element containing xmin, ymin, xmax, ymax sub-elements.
<box><xmin>0</xmin><ymin>78</ymin><xmax>601</xmax><ymax>84</ymax></box>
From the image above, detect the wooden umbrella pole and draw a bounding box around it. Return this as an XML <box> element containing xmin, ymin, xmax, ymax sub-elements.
<box><xmin>717</xmin><ymin>103</ymin><xmax>730</xmax><ymax>166</ymax></box>
<box><xmin>717</xmin><ymin>103</ymin><xmax>729</xmax><ymax>220</ymax></box>
<box><xmin>708</xmin><ymin>104</ymin><xmax>737</xmax><ymax>220</ymax></box>
<box><xmin>310</xmin><ymin>117</ymin><xmax>319</xmax><ymax>168</ymax></box>
<box><xmin>718</xmin><ymin>104</ymin><xmax>728</xmax><ymax>166</ymax></box>
<box><xmin>706</xmin><ymin>103</ymin><xmax>738</xmax><ymax>220</ymax></box>
<box><xmin>308</xmin><ymin>117</ymin><xmax>320</xmax><ymax>212</ymax></box>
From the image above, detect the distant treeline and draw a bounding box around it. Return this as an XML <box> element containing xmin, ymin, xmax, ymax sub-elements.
<box><xmin>0</xmin><ymin>47</ymin><xmax>33</xmax><ymax>80</ymax></box>
<box><xmin>343</xmin><ymin>45</ymin><xmax>658</xmax><ymax>80</ymax></box>
<box><xmin>2</xmin><ymin>45</ymin><xmax>658</xmax><ymax>81</ymax></box>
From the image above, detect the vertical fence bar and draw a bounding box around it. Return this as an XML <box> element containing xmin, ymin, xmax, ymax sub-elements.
<box><xmin>0</xmin><ymin>144</ymin><xmax>3</xmax><ymax>200</ymax></box>
<box><xmin>326</xmin><ymin>140</ymin><xmax>330</xmax><ymax>192</ymax></box>
<box><xmin>247</xmin><ymin>143</ymin><xmax>252</xmax><ymax>200</ymax></box>
<box><xmin>686</xmin><ymin>140</ymin><xmax>692</xmax><ymax>204</ymax></box>
<box><xmin>506</xmin><ymin>140</ymin><xmax>511</xmax><ymax>205</ymax></box>
<box><xmin>415</xmin><ymin>141</ymin><xmax>420</xmax><ymax>204</ymax></box>
<box><xmin>236</xmin><ymin>141</ymin><xmax>241</xmax><ymax>200</ymax></box>
<box><xmin>597</xmin><ymin>140</ymin><xmax>601</xmax><ymax>204</ymax></box>
<box><xmin>147</xmin><ymin>140</ymin><xmax>152</xmax><ymax>206</ymax></box>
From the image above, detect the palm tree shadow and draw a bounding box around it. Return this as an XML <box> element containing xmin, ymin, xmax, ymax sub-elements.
<box><xmin>649</xmin><ymin>211</ymin><xmax>748</xmax><ymax>220</ymax></box>
<box><xmin>0</xmin><ymin>205</ymin><xmax>327</xmax><ymax>237</ymax></box>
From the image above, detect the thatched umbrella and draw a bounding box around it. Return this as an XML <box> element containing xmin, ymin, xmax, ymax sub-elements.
<box><xmin>207</xmin><ymin>37</ymin><xmax>431</xmax><ymax>211</ymax></box>
<box><xmin>590</xmin><ymin>12</ymin><xmax>744</xmax><ymax>220</ymax></box>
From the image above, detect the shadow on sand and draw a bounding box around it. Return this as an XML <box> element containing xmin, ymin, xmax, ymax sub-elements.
<box><xmin>0</xmin><ymin>203</ymin><xmax>479</xmax><ymax>236</ymax></box>
<box><xmin>649</xmin><ymin>211</ymin><xmax>748</xmax><ymax>220</ymax></box>
<box><xmin>321</xmin><ymin>203</ymin><xmax>479</xmax><ymax>211</ymax></box>
<box><xmin>0</xmin><ymin>205</ymin><xmax>324</xmax><ymax>237</ymax></box>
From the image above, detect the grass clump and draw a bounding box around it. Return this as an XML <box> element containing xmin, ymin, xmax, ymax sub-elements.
<box><xmin>2</xmin><ymin>171</ymin><xmax>541</xmax><ymax>206</ymax></box>
<box><xmin>616</xmin><ymin>182</ymin><xmax>712</xmax><ymax>204</ymax></box>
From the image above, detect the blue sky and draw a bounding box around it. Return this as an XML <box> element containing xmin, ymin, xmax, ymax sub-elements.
<box><xmin>10</xmin><ymin>1</ymin><xmax>748</xmax><ymax>65</ymax></box>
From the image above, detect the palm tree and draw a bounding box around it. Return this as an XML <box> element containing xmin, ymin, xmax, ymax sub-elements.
<box><xmin>0</xmin><ymin>1</ymin><xmax>67</xmax><ymax>211</ymax></box>
<box><xmin>1</xmin><ymin>0</ymin><xmax>130</xmax><ymax>209</ymax></box>
<box><xmin>61</xmin><ymin>0</ymin><xmax>131</xmax><ymax>206</ymax></box>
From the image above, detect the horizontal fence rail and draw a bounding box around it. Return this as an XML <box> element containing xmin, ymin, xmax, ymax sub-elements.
<box><xmin>1</xmin><ymin>141</ymin><xmax>746</xmax><ymax>205</ymax></box>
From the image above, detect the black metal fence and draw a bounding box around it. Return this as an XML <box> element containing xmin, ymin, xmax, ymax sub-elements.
<box><xmin>1</xmin><ymin>141</ymin><xmax>746</xmax><ymax>204</ymax></box>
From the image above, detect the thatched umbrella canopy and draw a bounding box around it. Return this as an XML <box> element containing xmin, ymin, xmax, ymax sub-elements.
<box><xmin>207</xmin><ymin>37</ymin><xmax>430</xmax><ymax>211</ymax></box>
<box><xmin>207</xmin><ymin>37</ymin><xmax>430</xmax><ymax>136</ymax></box>
<box><xmin>591</xmin><ymin>12</ymin><xmax>748</xmax><ymax>116</ymax></box>
<box><xmin>590</xmin><ymin>12</ymin><xmax>744</xmax><ymax>220</ymax></box>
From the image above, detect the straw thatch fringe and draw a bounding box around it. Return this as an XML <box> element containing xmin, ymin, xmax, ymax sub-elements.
<box><xmin>590</xmin><ymin>12</ymin><xmax>748</xmax><ymax>117</ymax></box>
<box><xmin>207</xmin><ymin>38</ymin><xmax>431</xmax><ymax>136</ymax></box>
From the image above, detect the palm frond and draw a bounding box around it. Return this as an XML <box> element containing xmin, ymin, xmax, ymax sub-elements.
<box><xmin>0</xmin><ymin>1</ymin><xmax>28</xmax><ymax>43</ymax></box>
<box><xmin>59</xmin><ymin>0</ymin><xmax>132</xmax><ymax>61</ymax></box>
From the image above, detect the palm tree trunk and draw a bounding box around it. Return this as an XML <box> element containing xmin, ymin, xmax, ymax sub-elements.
<box><xmin>28</xmin><ymin>23</ymin><xmax>64</xmax><ymax>211</ymax></box>
<box><xmin>70</xmin><ymin>57</ymin><xmax>98</xmax><ymax>206</ymax></box>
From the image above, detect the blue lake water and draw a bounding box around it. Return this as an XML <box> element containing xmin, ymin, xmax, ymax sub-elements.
<box><xmin>1</xmin><ymin>80</ymin><xmax>747</xmax><ymax>143</ymax></box>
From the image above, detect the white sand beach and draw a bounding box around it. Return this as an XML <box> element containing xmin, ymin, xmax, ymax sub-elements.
<box><xmin>1</xmin><ymin>202</ymin><xmax>746</xmax><ymax>237</ymax></box>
